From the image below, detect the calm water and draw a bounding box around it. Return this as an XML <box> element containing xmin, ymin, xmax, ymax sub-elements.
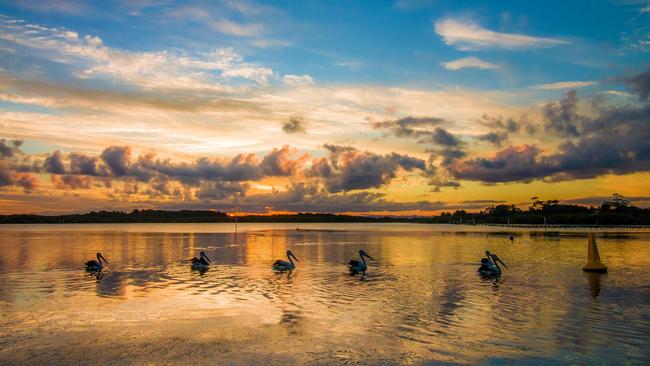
<box><xmin>0</xmin><ymin>223</ymin><xmax>649</xmax><ymax>365</ymax></box>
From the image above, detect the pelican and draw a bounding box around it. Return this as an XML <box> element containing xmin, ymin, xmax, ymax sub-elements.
<box><xmin>273</xmin><ymin>250</ymin><xmax>299</xmax><ymax>271</ymax></box>
<box><xmin>85</xmin><ymin>252</ymin><xmax>108</xmax><ymax>271</ymax></box>
<box><xmin>348</xmin><ymin>250</ymin><xmax>375</xmax><ymax>274</ymax></box>
<box><xmin>191</xmin><ymin>251</ymin><xmax>212</xmax><ymax>270</ymax></box>
<box><xmin>509</xmin><ymin>235</ymin><xmax>514</xmax><ymax>242</ymax></box>
<box><xmin>478</xmin><ymin>250</ymin><xmax>508</xmax><ymax>277</ymax></box>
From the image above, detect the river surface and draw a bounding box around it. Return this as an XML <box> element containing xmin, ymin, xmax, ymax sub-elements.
<box><xmin>0</xmin><ymin>223</ymin><xmax>649</xmax><ymax>365</ymax></box>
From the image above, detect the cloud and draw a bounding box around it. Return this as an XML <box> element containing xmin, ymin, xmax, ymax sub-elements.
<box><xmin>282</xmin><ymin>74</ymin><xmax>315</xmax><ymax>86</ymax></box>
<box><xmin>0</xmin><ymin>160</ymin><xmax>39</xmax><ymax>192</ymax></box>
<box><xmin>624</xmin><ymin>67</ymin><xmax>650</xmax><ymax>101</ymax></box>
<box><xmin>434</xmin><ymin>18</ymin><xmax>568</xmax><ymax>50</ymax></box>
<box><xmin>0</xmin><ymin>139</ymin><xmax>23</xmax><ymax>158</ymax></box>
<box><xmin>531</xmin><ymin>81</ymin><xmax>596</xmax><ymax>90</ymax></box>
<box><xmin>101</xmin><ymin>146</ymin><xmax>132</xmax><ymax>176</ymax></box>
<box><xmin>196</xmin><ymin>181</ymin><xmax>249</xmax><ymax>200</ymax></box>
<box><xmin>0</xmin><ymin>17</ymin><xmax>274</xmax><ymax>89</ymax></box>
<box><xmin>310</xmin><ymin>144</ymin><xmax>426</xmax><ymax>192</ymax></box>
<box><xmin>443</xmin><ymin>57</ymin><xmax>499</xmax><ymax>70</ymax></box>
<box><xmin>259</xmin><ymin>145</ymin><xmax>309</xmax><ymax>176</ymax></box>
<box><xmin>282</xmin><ymin>116</ymin><xmax>307</xmax><ymax>134</ymax></box>
<box><xmin>44</xmin><ymin>150</ymin><xmax>66</xmax><ymax>174</ymax></box>
<box><xmin>449</xmin><ymin>103</ymin><xmax>650</xmax><ymax>183</ymax></box>
<box><xmin>373</xmin><ymin>116</ymin><xmax>461</xmax><ymax>145</ymax></box>
<box><xmin>542</xmin><ymin>90</ymin><xmax>585</xmax><ymax>137</ymax></box>
<box><xmin>70</xmin><ymin>152</ymin><xmax>103</xmax><ymax>175</ymax></box>
<box><xmin>166</xmin><ymin>5</ymin><xmax>264</xmax><ymax>37</ymax></box>
<box><xmin>229</xmin><ymin>183</ymin><xmax>447</xmax><ymax>213</ymax></box>
<box><xmin>52</xmin><ymin>175</ymin><xmax>93</xmax><ymax>189</ymax></box>
<box><xmin>477</xmin><ymin>131</ymin><xmax>509</xmax><ymax>147</ymax></box>
<box><xmin>451</xmin><ymin>144</ymin><xmax>543</xmax><ymax>183</ymax></box>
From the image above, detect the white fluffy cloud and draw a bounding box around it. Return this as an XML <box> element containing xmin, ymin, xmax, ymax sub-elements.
<box><xmin>443</xmin><ymin>57</ymin><xmax>499</xmax><ymax>70</ymax></box>
<box><xmin>282</xmin><ymin>74</ymin><xmax>315</xmax><ymax>86</ymax></box>
<box><xmin>434</xmin><ymin>18</ymin><xmax>568</xmax><ymax>50</ymax></box>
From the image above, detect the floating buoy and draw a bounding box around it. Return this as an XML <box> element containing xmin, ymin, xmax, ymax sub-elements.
<box><xmin>582</xmin><ymin>234</ymin><xmax>607</xmax><ymax>273</ymax></box>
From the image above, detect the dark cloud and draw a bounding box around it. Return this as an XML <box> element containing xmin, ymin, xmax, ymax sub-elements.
<box><xmin>135</xmin><ymin>153</ymin><xmax>262</xmax><ymax>184</ymax></box>
<box><xmin>43</xmin><ymin>150</ymin><xmax>66</xmax><ymax>174</ymax></box>
<box><xmin>625</xmin><ymin>67</ymin><xmax>650</xmax><ymax>101</ymax></box>
<box><xmin>52</xmin><ymin>175</ymin><xmax>93</xmax><ymax>189</ymax></box>
<box><xmin>259</xmin><ymin>145</ymin><xmax>308</xmax><ymax>176</ymax></box>
<box><xmin>450</xmin><ymin>103</ymin><xmax>650</xmax><ymax>183</ymax></box>
<box><xmin>479</xmin><ymin>114</ymin><xmax>522</xmax><ymax>133</ymax></box>
<box><xmin>0</xmin><ymin>162</ymin><xmax>13</xmax><ymax>186</ymax></box>
<box><xmin>0</xmin><ymin>161</ymin><xmax>38</xmax><ymax>192</ymax></box>
<box><xmin>427</xmin><ymin>147</ymin><xmax>467</xmax><ymax>166</ymax></box>
<box><xmin>0</xmin><ymin>139</ymin><xmax>23</xmax><ymax>158</ymax></box>
<box><xmin>423</xmin><ymin>127</ymin><xmax>461</xmax><ymax>146</ymax></box>
<box><xmin>282</xmin><ymin>116</ymin><xmax>306</xmax><ymax>134</ymax></box>
<box><xmin>373</xmin><ymin>116</ymin><xmax>461</xmax><ymax>146</ymax></box>
<box><xmin>310</xmin><ymin>144</ymin><xmax>426</xmax><ymax>192</ymax></box>
<box><xmin>101</xmin><ymin>146</ymin><xmax>131</xmax><ymax>176</ymax></box>
<box><xmin>542</xmin><ymin>90</ymin><xmax>586</xmax><ymax>137</ymax></box>
<box><xmin>451</xmin><ymin>144</ymin><xmax>543</xmax><ymax>183</ymax></box>
<box><xmin>477</xmin><ymin>131</ymin><xmax>509</xmax><ymax>147</ymax></box>
<box><xmin>70</xmin><ymin>152</ymin><xmax>103</xmax><ymax>176</ymax></box>
<box><xmin>196</xmin><ymin>181</ymin><xmax>250</xmax><ymax>200</ymax></box>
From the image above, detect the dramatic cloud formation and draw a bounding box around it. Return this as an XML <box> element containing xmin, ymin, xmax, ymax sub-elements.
<box><xmin>259</xmin><ymin>145</ymin><xmax>309</xmax><ymax>176</ymax></box>
<box><xmin>310</xmin><ymin>144</ymin><xmax>426</xmax><ymax>192</ymax></box>
<box><xmin>541</xmin><ymin>90</ymin><xmax>585</xmax><ymax>137</ymax></box>
<box><xmin>449</xmin><ymin>88</ymin><xmax>650</xmax><ymax>183</ymax></box>
<box><xmin>443</xmin><ymin>57</ymin><xmax>499</xmax><ymax>70</ymax></box>
<box><xmin>434</xmin><ymin>18</ymin><xmax>568</xmax><ymax>50</ymax></box>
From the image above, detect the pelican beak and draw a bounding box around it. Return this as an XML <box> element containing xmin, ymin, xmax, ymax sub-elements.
<box><xmin>203</xmin><ymin>254</ymin><xmax>212</xmax><ymax>264</ymax></box>
<box><xmin>365</xmin><ymin>254</ymin><xmax>375</xmax><ymax>260</ymax></box>
<box><xmin>496</xmin><ymin>257</ymin><xmax>508</xmax><ymax>269</ymax></box>
<box><xmin>291</xmin><ymin>253</ymin><xmax>299</xmax><ymax>262</ymax></box>
<box><xmin>99</xmin><ymin>254</ymin><xmax>108</xmax><ymax>263</ymax></box>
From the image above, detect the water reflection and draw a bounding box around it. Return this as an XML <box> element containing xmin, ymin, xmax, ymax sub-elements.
<box><xmin>586</xmin><ymin>272</ymin><xmax>604</xmax><ymax>298</ymax></box>
<box><xmin>0</xmin><ymin>225</ymin><xmax>649</xmax><ymax>365</ymax></box>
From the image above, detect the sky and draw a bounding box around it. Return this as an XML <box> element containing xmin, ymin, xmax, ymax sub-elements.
<box><xmin>0</xmin><ymin>0</ymin><xmax>649</xmax><ymax>215</ymax></box>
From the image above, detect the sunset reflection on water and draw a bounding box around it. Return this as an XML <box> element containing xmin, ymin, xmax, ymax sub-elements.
<box><xmin>0</xmin><ymin>224</ymin><xmax>649</xmax><ymax>365</ymax></box>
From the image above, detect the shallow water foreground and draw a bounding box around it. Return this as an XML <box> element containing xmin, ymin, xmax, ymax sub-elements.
<box><xmin>0</xmin><ymin>223</ymin><xmax>649</xmax><ymax>365</ymax></box>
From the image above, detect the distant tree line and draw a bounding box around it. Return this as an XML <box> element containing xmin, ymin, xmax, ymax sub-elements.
<box><xmin>434</xmin><ymin>194</ymin><xmax>650</xmax><ymax>226</ymax></box>
<box><xmin>0</xmin><ymin>194</ymin><xmax>647</xmax><ymax>225</ymax></box>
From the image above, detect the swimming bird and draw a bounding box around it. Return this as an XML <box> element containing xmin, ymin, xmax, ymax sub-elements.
<box><xmin>273</xmin><ymin>250</ymin><xmax>299</xmax><ymax>271</ymax></box>
<box><xmin>191</xmin><ymin>251</ymin><xmax>212</xmax><ymax>270</ymax></box>
<box><xmin>348</xmin><ymin>250</ymin><xmax>375</xmax><ymax>274</ymax></box>
<box><xmin>85</xmin><ymin>252</ymin><xmax>108</xmax><ymax>271</ymax></box>
<box><xmin>478</xmin><ymin>250</ymin><xmax>508</xmax><ymax>277</ymax></box>
<box><xmin>509</xmin><ymin>235</ymin><xmax>514</xmax><ymax>242</ymax></box>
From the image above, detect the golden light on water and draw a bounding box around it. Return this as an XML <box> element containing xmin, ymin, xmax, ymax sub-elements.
<box><xmin>1</xmin><ymin>224</ymin><xmax>649</xmax><ymax>364</ymax></box>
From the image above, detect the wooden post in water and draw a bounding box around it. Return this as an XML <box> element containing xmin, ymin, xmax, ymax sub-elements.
<box><xmin>582</xmin><ymin>233</ymin><xmax>607</xmax><ymax>273</ymax></box>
